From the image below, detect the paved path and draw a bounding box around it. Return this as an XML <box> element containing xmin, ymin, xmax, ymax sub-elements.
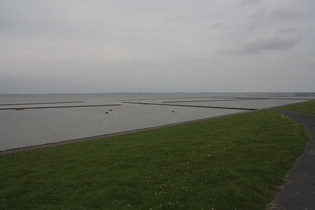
<box><xmin>270</xmin><ymin>109</ymin><xmax>315</xmax><ymax>210</ymax></box>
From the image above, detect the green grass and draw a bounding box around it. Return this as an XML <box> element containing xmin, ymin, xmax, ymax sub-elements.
<box><xmin>0</xmin><ymin>110</ymin><xmax>309</xmax><ymax>209</ymax></box>
<box><xmin>280</xmin><ymin>100</ymin><xmax>315</xmax><ymax>114</ymax></box>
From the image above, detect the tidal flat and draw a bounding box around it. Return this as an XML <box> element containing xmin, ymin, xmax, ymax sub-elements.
<box><xmin>1</xmin><ymin>92</ymin><xmax>314</xmax><ymax>151</ymax></box>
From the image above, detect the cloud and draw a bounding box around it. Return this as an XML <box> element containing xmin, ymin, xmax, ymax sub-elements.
<box><xmin>241</xmin><ymin>0</ymin><xmax>261</xmax><ymax>6</ymax></box>
<box><xmin>0</xmin><ymin>0</ymin><xmax>314</xmax><ymax>93</ymax></box>
<box><xmin>247</xmin><ymin>9</ymin><xmax>265</xmax><ymax>30</ymax></box>
<box><xmin>224</xmin><ymin>28</ymin><xmax>301</xmax><ymax>54</ymax></box>
<box><xmin>272</xmin><ymin>7</ymin><xmax>298</xmax><ymax>19</ymax></box>
<box><xmin>212</xmin><ymin>22</ymin><xmax>223</xmax><ymax>29</ymax></box>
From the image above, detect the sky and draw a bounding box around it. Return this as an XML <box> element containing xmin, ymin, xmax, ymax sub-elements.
<box><xmin>1</xmin><ymin>0</ymin><xmax>315</xmax><ymax>94</ymax></box>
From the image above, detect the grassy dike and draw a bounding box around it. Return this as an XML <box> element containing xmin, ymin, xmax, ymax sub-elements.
<box><xmin>0</xmin><ymin>108</ymin><xmax>311</xmax><ymax>209</ymax></box>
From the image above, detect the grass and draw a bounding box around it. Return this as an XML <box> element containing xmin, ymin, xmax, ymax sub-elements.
<box><xmin>280</xmin><ymin>100</ymin><xmax>315</xmax><ymax>114</ymax></box>
<box><xmin>0</xmin><ymin>109</ymin><xmax>310</xmax><ymax>209</ymax></box>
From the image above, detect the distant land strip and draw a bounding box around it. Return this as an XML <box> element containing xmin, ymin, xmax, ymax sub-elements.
<box><xmin>123</xmin><ymin>102</ymin><xmax>257</xmax><ymax>111</ymax></box>
<box><xmin>0</xmin><ymin>101</ymin><xmax>85</xmax><ymax>106</ymax></box>
<box><xmin>0</xmin><ymin>104</ymin><xmax>121</xmax><ymax>111</ymax></box>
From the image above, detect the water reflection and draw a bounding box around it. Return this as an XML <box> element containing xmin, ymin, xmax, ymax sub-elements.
<box><xmin>0</xmin><ymin>93</ymin><xmax>314</xmax><ymax>151</ymax></box>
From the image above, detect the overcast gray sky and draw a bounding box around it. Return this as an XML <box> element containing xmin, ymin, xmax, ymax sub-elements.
<box><xmin>1</xmin><ymin>0</ymin><xmax>314</xmax><ymax>94</ymax></box>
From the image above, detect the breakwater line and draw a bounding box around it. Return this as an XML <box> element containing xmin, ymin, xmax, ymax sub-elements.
<box><xmin>123</xmin><ymin>102</ymin><xmax>257</xmax><ymax>111</ymax></box>
<box><xmin>0</xmin><ymin>101</ymin><xmax>85</xmax><ymax>106</ymax></box>
<box><xmin>0</xmin><ymin>104</ymin><xmax>121</xmax><ymax>111</ymax></box>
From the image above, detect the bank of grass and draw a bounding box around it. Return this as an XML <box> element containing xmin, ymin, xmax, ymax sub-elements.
<box><xmin>0</xmin><ymin>110</ymin><xmax>309</xmax><ymax>209</ymax></box>
<box><xmin>280</xmin><ymin>100</ymin><xmax>315</xmax><ymax>114</ymax></box>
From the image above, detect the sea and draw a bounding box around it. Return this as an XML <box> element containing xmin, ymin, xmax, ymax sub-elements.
<box><xmin>1</xmin><ymin>92</ymin><xmax>314</xmax><ymax>151</ymax></box>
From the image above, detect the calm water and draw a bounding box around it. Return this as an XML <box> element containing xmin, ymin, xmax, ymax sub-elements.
<box><xmin>1</xmin><ymin>93</ymin><xmax>314</xmax><ymax>151</ymax></box>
